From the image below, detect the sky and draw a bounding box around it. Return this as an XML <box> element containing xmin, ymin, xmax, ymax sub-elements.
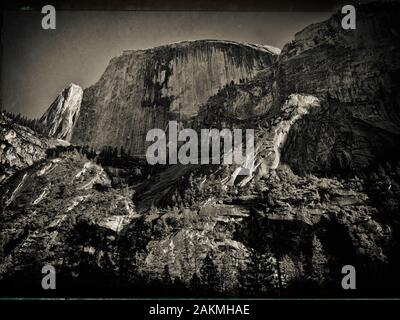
<box><xmin>2</xmin><ymin>10</ymin><xmax>332</xmax><ymax>118</ymax></box>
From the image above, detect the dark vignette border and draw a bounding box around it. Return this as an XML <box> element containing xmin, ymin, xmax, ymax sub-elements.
<box><xmin>0</xmin><ymin>0</ymin><xmax>378</xmax><ymax>12</ymax></box>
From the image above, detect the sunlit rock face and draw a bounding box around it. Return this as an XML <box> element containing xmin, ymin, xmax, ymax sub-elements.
<box><xmin>40</xmin><ymin>83</ymin><xmax>83</xmax><ymax>141</ymax></box>
<box><xmin>253</xmin><ymin>94</ymin><xmax>321</xmax><ymax>179</ymax></box>
<box><xmin>276</xmin><ymin>2</ymin><xmax>400</xmax><ymax>173</ymax></box>
<box><xmin>69</xmin><ymin>40</ymin><xmax>278</xmax><ymax>155</ymax></box>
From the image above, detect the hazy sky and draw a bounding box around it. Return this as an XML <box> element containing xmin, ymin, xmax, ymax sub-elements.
<box><xmin>2</xmin><ymin>10</ymin><xmax>331</xmax><ymax>118</ymax></box>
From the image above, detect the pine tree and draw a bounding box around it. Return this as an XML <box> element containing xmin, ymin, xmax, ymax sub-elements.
<box><xmin>310</xmin><ymin>235</ymin><xmax>329</xmax><ymax>286</ymax></box>
<box><xmin>219</xmin><ymin>253</ymin><xmax>234</xmax><ymax>293</ymax></box>
<box><xmin>189</xmin><ymin>273</ymin><xmax>202</xmax><ymax>296</ymax></box>
<box><xmin>162</xmin><ymin>264</ymin><xmax>172</xmax><ymax>287</ymax></box>
<box><xmin>238</xmin><ymin>249</ymin><xmax>275</xmax><ymax>296</ymax></box>
<box><xmin>199</xmin><ymin>252</ymin><xmax>220</xmax><ymax>294</ymax></box>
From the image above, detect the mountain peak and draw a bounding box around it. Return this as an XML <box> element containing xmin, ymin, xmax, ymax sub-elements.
<box><xmin>67</xmin><ymin>82</ymin><xmax>81</xmax><ymax>89</ymax></box>
<box><xmin>40</xmin><ymin>83</ymin><xmax>83</xmax><ymax>140</ymax></box>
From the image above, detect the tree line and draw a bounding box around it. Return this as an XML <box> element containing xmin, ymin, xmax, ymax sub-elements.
<box><xmin>2</xmin><ymin>110</ymin><xmax>47</xmax><ymax>135</ymax></box>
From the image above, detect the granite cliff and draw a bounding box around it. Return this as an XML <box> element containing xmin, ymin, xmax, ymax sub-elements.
<box><xmin>40</xmin><ymin>83</ymin><xmax>83</xmax><ymax>141</ymax></box>
<box><xmin>49</xmin><ymin>40</ymin><xmax>278</xmax><ymax>155</ymax></box>
<box><xmin>277</xmin><ymin>2</ymin><xmax>400</xmax><ymax>173</ymax></box>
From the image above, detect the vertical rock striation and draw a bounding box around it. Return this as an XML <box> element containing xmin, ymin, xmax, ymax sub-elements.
<box><xmin>40</xmin><ymin>83</ymin><xmax>83</xmax><ymax>141</ymax></box>
<box><xmin>69</xmin><ymin>40</ymin><xmax>278</xmax><ymax>154</ymax></box>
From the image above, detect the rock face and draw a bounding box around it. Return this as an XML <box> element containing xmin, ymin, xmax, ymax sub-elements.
<box><xmin>65</xmin><ymin>40</ymin><xmax>277</xmax><ymax>154</ymax></box>
<box><xmin>40</xmin><ymin>83</ymin><xmax>83</xmax><ymax>141</ymax></box>
<box><xmin>253</xmin><ymin>94</ymin><xmax>321</xmax><ymax>179</ymax></box>
<box><xmin>277</xmin><ymin>2</ymin><xmax>400</xmax><ymax>105</ymax></box>
<box><xmin>277</xmin><ymin>2</ymin><xmax>400</xmax><ymax>173</ymax></box>
<box><xmin>197</xmin><ymin>68</ymin><xmax>276</xmax><ymax>124</ymax></box>
<box><xmin>199</xmin><ymin>93</ymin><xmax>322</xmax><ymax>186</ymax></box>
<box><xmin>0</xmin><ymin>114</ymin><xmax>69</xmax><ymax>183</ymax></box>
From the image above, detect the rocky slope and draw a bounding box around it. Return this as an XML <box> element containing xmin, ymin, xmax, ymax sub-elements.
<box><xmin>0</xmin><ymin>139</ymin><xmax>250</xmax><ymax>294</ymax></box>
<box><xmin>0</xmin><ymin>106</ymin><xmax>398</xmax><ymax>296</ymax></box>
<box><xmin>1</xmin><ymin>119</ymin><xmax>252</xmax><ymax>294</ymax></box>
<box><xmin>1</xmin><ymin>139</ymin><xmax>396</xmax><ymax>296</ymax></box>
<box><xmin>0</xmin><ymin>114</ymin><xmax>69</xmax><ymax>183</ymax></box>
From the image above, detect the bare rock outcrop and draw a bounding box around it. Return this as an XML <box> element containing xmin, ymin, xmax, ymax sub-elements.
<box><xmin>40</xmin><ymin>83</ymin><xmax>83</xmax><ymax>140</ymax></box>
<box><xmin>0</xmin><ymin>114</ymin><xmax>69</xmax><ymax>183</ymax></box>
<box><xmin>277</xmin><ymin>2</ymin><xmax>400</xmax><ymax>173</ymax></box>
